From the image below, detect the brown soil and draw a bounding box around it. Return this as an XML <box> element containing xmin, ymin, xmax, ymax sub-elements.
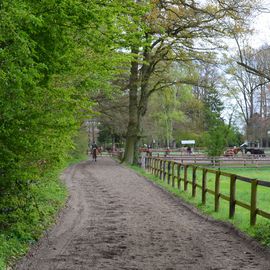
<box><xmin>15</xmin><ymin>158</ymin><xmax>270</xmax><ymax>270</ymax></box>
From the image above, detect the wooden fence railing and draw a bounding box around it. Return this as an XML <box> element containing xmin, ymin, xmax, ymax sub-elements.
<box><xmin>145</xmin><ymin>157</ymin><xmax>270</xmax><ymax>226</ymax></box>
<box><xmin>148</xmin><ymin>155</ymin><xmax>270</xmax><ymax>168</ymax></box>
<box><xmin>144</xmin><ymin>155</ymin><xmax>270</xmax><ymax>168</ymax></box>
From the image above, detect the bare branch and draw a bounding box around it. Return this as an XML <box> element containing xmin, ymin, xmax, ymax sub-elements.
<box><xmin>236</xmin><ymin>61</ymin><xmax>270</xmax><ymax>81</ymax></box>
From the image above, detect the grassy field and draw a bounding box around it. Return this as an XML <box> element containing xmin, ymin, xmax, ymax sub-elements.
<box><xmin>131</xmin><ymin>165</ymin><xmax>270</xmax><ymax>247</ymax></box>
<box><xmin>184</xmin><ymin>166</ymin><xmax>270</xmax><ymax>215</ymax></box>
<box><xmin>219</xmin><ymin>167</ymin><xmax>270</xmax><ymax>181</ymax></box>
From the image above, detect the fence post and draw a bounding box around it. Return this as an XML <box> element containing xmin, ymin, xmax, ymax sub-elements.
<box><xmin>202</xmin><ymin>169</ymin><xmax>207</xmax><ymax>205</ymax></box>
<box><xmin>163</xmin><ymin>160</ymin><xmax>166</xmax><ymax>181</ymax></box>
<box><xmin>250</xmin><ymin>179</ymin><xmax>258</xmax><ymax>226</ymax></box>
<box><xmin>229</xmin><ymin>174</ymin><xmax>236</xmax><ymax>219</ymax></box>
<box><xmin>172</xmin><ymin>162</ymin><xmax>175</xmax><ymax>187</ymax></box>
<box><xmin>177</xmin><ymin>164</ymin><xmax>181</xmax><ymax>190</ymax></box>
<box><xmin>214</xmin><ymin>170</ymin><xmax>221</xmax><ymax>212</ymax></box>
<box><xmin>184</xmin><ymin>165</ymin><xmax>188</xmax><ymax>191</ymax></box>
<box><xmin>167</xmin><ymin>161</ymin><xmax>171</xmax><ymax>184</ymax></box>
<box><xmin>144</xmin><ymin>155</ymin><xmax>147</xmax><ymax>169</ymax></box>
<box><xmin>159</xmin><ymin>160</ymin><xmax>162</xmax><ymax>179</ymax></box>
<box><xmin>154</xmin><ymin>159</ymin><xmax>158</xmax><ymax>176</ymax></box>
<box><xmin>192</xmin><ymin>166</ymin><xmax>197</xmax><ymax>197</ymax></box>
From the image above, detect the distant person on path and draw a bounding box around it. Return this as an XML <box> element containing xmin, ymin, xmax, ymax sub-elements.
<box><xmin>91</xmin><ymin>141</ymin><xmax>98</xmax><ymax>162</ymax></box>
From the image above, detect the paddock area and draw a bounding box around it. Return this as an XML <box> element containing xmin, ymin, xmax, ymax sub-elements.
<box><xmin>138</xmin><ymin>148</ymin><xmax>270</xmax><ymax>168</ymax></box>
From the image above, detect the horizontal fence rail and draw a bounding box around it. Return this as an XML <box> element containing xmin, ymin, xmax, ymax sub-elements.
<box><xmin>143</xmin><ymin>147</ymin><xmax>270</xmax><ymax>153</ymax></box>
<box><xmin>145</xmin><ymin>157</ymin><xmax>270</xmax><ymax>226</ymax></box>
<box><xmin>146</xmin><ymin>155</ymin><xmax>270</xmax><ymax>168</ymax></box>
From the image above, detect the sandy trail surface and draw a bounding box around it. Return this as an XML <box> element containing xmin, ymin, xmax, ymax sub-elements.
<box><xmin>15</xmin><ymin>158</ymin><xmax>270</xmax><ymax>270</ymax></box>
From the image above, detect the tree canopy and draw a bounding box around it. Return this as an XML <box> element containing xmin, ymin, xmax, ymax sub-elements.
<box><xmin>0</xmin><ymin>0</ymin><xmax>139</xmax><ymax>233</ymax></box>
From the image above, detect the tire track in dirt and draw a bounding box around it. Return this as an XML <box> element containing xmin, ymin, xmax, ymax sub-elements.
<box><xmin>15</xmin><ymin>158</ymin><xmax>270</xmax><ymax>270</ymax></box>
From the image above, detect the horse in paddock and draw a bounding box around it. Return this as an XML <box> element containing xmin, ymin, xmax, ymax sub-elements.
<box><xmin>244</xmin><ymin>148</ymin><xmax>265</xmax><ymax>157</ymax></box>
<box><xmin>224</xmin><ymin>147</ymin><xmax>242</xmax><ymax>157</ymax></box>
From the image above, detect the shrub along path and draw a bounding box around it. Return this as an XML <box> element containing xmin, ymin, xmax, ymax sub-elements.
<box><xmin>15</xmin><ymin>158</ymin><xmax>270</xmax><ymax>270</ymax></box>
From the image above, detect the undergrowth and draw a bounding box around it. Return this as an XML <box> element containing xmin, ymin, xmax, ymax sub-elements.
<box><xmin>0</xmin><ymin>165</ymin><xmax>68</xmax><ymax>269</ymax></box>
<box><xmin>0</xmin><ymin>129</ymin><xmax>89</xmax><ymax>270</ymax></box>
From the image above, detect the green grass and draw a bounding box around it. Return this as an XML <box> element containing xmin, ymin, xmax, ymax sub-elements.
<box><xmin>219</xmin><ymin>167</ymin><xmax>270</xmax><ymax>181</ymax></box>
<box><xmin>130</xmin><ymin>164</ymin><xmax>270</xmax><ymax>247</ymax></box>
<box><xmin>185</xmin><ymin>167</ymin><xmax>270</xmax><ymax>214</ymax></box>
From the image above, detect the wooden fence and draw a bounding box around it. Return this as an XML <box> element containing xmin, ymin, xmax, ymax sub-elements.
<box><xmin>155</xmin><ymin>155</ymin><xmax>270</xmax><ymax>168</ymax></box>
<box><xmin>146</xmin><ymin>147</ymin><xmax>270</xmax><ymax>153</ymax></box>
<box><xmin>145</xmin><ymin>157</ymin><xmax>270</xmax><ymax>226</ymax></box>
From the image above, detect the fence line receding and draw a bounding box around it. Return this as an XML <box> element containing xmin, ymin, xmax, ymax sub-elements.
<box><xmin>145</xmin><ymin>157</ymin><xmax>270</xmax><ymax>226</ymax></box>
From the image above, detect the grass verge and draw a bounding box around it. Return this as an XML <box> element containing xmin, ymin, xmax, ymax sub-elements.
<box><xmin>129</xmin><ymin>164</ymin><xmax>270</xmax><ymax>248</ymax></box>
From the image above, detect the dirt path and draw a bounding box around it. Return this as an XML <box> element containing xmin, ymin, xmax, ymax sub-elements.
<box><xmin>15</xmin><ymin>158</ymin><xmax>270</xmax><ymax>270</ymax></box>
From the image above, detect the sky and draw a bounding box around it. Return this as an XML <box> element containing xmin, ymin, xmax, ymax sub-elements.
<box><xmin>221</xmin><ymin>1</ymin><xmax>270</xmax><ymax>127</ymax></box>
<box><xmin>249</xmin><ymin>0</ymin><xmax>270</xmax><ymax>48</ymax></box>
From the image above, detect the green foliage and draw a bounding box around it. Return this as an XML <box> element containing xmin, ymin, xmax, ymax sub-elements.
<box><xmin>202</xmin><ymin>103</ymin><xmax>242</xmax><ymax>156</ymax></box>
<box><xmin>204</xmin><ymin>120</ymin><xmax>243</xmax><ymax>156</ymax></box>
<box><xmin>0</xmin><ymin>0</ymin><xmax>140</xmax><ymax>267</ymax></box>
<box><xmin>0</xmin><ymin>165</ymin><xmax>68</xmax><ymax>269</ymax></box>
<box><xmin>226</xmin><ymin>127</ymin><xmax>243</xmax><ymax>147</ymax></box>
<box><xmin>0</xmin><ymin>0</ymin><xmax>82</xmax><ymax>234</ymax></box>
<box><xmin>0</xmin><ymin>132</ymin><xmax>89</xmax><ymax>268</ymax></box>
<box><xmin>69</xmin><ymin>128</ymin><xmax>89</xmax><ymax>161</ymax></box>
<box><xmin>0</xmin><ymin>0</ymin><xmax>133</xmax><ymax>228</ymax></box>
<box><xmin>204</xmin><ymin>126</ymin><xmax>227</xmax><ymax>157</ymax></box>
<box><xmin>146</xmin><ymin>87</ymin><xmax>184</xmax><ymax>145</ymax></box>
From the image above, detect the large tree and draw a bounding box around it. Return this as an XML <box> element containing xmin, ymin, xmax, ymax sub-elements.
<box><xmin>121</xmin><ymin>0</ymin><xmax>259</xmax><ymax>164</ymax></box>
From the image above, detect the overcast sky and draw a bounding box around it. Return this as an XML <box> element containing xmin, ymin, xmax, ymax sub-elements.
<box><xmin>250</xmin><ymin>0</ymin><xmax>270</xmax><ymax>48</ymax></box>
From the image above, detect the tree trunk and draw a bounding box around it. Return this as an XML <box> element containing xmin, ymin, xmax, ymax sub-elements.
<box><xmin>123</xmin><ymin>48</ymin><xmax>139</xmax><ymax>164</ymax></box>
<box><xmin>123</xmin><ymin>43</ymin><xmax>152</xmax><ymax>164</ymax></box>
<box><xmin>124</xmin><ymin>135</ymin><xmax>137</xmax><ymax>164</ymax></box>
